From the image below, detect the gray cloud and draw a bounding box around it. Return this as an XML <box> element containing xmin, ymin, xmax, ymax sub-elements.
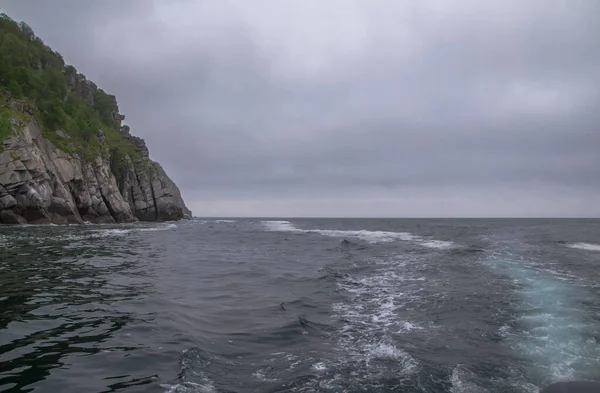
<box><xmin>1</xmin><ymin>0</ymin><xmax>599</xmax><ymax>216</ymax></box>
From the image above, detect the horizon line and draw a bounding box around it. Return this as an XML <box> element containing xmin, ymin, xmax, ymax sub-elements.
<box><xmin>191</xmin><ymin>216</ymin><xmax>600</xmax><ymax>220</ymax></box>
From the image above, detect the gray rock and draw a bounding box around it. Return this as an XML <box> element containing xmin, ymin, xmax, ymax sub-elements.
<box><xmin>115</xmin><ymin>155</ymin><xmax>191</xmax><ymax>222</ymax></box>
<box><xmin>121</xmin><ymin>125</ymin><xmax>131</xmax><ymax>137</ymax></box>
<box><xmin>0</xmin><ymin>194</ymin><xmax>17</xmax><ymax>210</ymax></box>
<box><xmin>55</xmin><ymin>130</ymin><xmax>70</xmax><ymax>139</ymax></box>
<box><xmin>0</xmin><ymin>111</ymin><xmax>189</xmax><ymax>225</ymax></box>
<box><xmin>23</xmin><ymin>208</ymin><xmax>50</xmax><ymax>224</ymax></box>
<box><xmin>0</xmin><ymin>210</ymin><xmax>27</xmax><ymax>224</ymax></box>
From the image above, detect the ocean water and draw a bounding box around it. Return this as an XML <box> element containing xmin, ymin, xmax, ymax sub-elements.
<box><xmin>1</xmin><ymin>218</ymin><xmax>600</xmax><ymax>392</ymax></box>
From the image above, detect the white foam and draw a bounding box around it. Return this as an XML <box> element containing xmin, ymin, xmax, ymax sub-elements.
<box><xmin>311</xmin><ymin>362</ymin><xmax>328</xmax><ymax>372</ymax></box>
<box><xmin>567</xmin><ymin>242</ymin><xmax>600</xmax><ymax>252</ymax></box>
<box><xmin>161</xmin><ymin>382</ymin><xmax>215</xmax><ymax>393</ymax></box>
<box><xmin>262</xmin><ymin>220</ymin><xmax>454</xmax><ymax>247</ymax></box>
<box><xmin>370</xmin><ymin>342</ymin><xmax>418</xmax><ymax>375</ymax></box>
<box><xmin>370</xmin><ymin>296</ymin><xmax>397</xmax><ymax>326</ymax></box>
<box><xmin>498</xmin><ymin>325</ymin><xmax>512</xmax><ymax>337</ymax></box>
<box><xmin>531</xmin><ymin>266</ymin><xmax>580</xmax><ymax>282</ymax></box>
<box><xmin>262</xmin><ymin>220</ymin><xmax>298</xmax><ymax>232</ymax></box>
<box><xmin>95</xmin><ymin>228</ymin><xmax>131</xmax><ymax>237</ymax></box>
<box><xmin>398</xmin><ymin>321</ymin><xmax>424</xmax><ymax>333</ymax></box>
<box><xmin>451</xmin><ymin>363</ymin><xmax>539</xmax><ymax>393</ymax></box>
<box><xmin>214</xmin><ymin>220</ymin><xmax>236</xmax><ymax>223</ymax></box>
<box><xmin>368</xmin><ymin>342</ymin><xmax>407</xmax><ymax>360</ymax></box>
<box><xmin>93</xmin><ymin>223</ymin><xmax>177</xmax><ymax>237</ymax></box>
<box><xmin>315</xmin><ymin>229</ymin><xmax>418</xmax><ymax>243</ymax></box>
<box><xmin>450</xmin><ymin>365</ymin><xmax>487</xmax><ymax>393</ymax></box>
<box><xmin>252</xmin><ymin>368</ymin><xmax>277</xmax><ymax>382</ymax></box>
<box><xmin>421</xmin><ymin>240</ymin><xmax>456</xmax><ymax>249</ymax></box>
<box><xmin>330</xmin><ymin>255</ymin><xmax>427</xmax><ymax>382</ymax></box>
<box><xmin>33</xmin><ymin>223</ymin><xmax>179</xmax><ymax>244</ymax></box>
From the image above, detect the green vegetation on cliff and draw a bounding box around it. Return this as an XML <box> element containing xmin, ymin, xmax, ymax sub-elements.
<box><xmin>0</xmin><ymin>13</ymin><xmax>140</xmax><ymax>161</ymax></box>
<box><xmin>0</xmin><ymin>113</ymin><xmax>11</xmax><ymax>151</ymax></box>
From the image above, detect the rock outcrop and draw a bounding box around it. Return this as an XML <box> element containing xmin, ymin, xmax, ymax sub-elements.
<box><xmin>116</xmin><ymin>154</ymin><xmax>192</xmax><ymax>222</ymax></box>
<box><xmin>0</xmin><ymin>13</ymin><xmax>191</xmax><ymax>224</ymax></box>
<box><xmin>0</xmin><ymin>113</ymin><xmax>191</xmax><ymax>225</ymax></box>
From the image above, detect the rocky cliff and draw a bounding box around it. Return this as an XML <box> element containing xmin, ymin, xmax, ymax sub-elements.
<box><xmin>0</xmin><ymin>14</ymin><xmax>191</xmax><ymax>224</ymax></box>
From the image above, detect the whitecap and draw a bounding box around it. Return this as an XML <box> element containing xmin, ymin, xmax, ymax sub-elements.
<box><xmin>421</xmin><ymin>239</ymin><xmax>456</xmax><ymax>249</ymax></box>
<box><xmin>450</xmin><ymin>365</ymin><xmax>486</xmax><ymax>393</ymax></box>
<box><xmin>261</xmin><ymin>220</ymin><xmax>298</xmax><ymax>232</ymax></box>
<box><xmin>141</xmin><ymin>223</ymin><xmax>177</xmax><ymax>231</ymax></box>
<box><xmin>161</xmin><ymin>382</ymin><xmax>215</xmax><ymax>393</ymax></box>
<box><xmin>368</xmin><ymin>342</ymin><xmax>405</xmax><ymax>360</ymax></box>
<box><xmin>567</xmin><ymin>242</ymin><xmax>600</xmax><ymax>252</ymax></box>
<box><xmin>398</xmin><ymin>321</ymin><xmax>424</xmax><ymax>333</ymax></box>
<box><xmin>311</xmin><ymin>362</ymin><xmax>328</xmax><ymax>372</ymax></box>
<box><xmin>313</xmin><ymin>229</ymin><xmax>417</xmax><ymax>243</ymax></box>
<box><xmin>252</xmin><ymin>368</ymin><xmax>277</xmax><ymax>382</ymax></box>
<box><xmin>367</xmin><ymin>342</ymin><xmax>418</xmax><ymax>373</ymax></box>
<box><xmin>498</xmin><ymin>325</ymin><xmax>512</xmax><ymax>337</ymax></box>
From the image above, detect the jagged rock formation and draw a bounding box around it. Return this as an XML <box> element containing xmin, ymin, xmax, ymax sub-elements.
<box><xmin>0</xmin><ymin>110</ymin><xmax>191</xmax><ymax>224</ymax></box>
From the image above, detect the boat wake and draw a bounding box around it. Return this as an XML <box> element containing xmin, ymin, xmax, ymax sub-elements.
<box><xmin>482</xmin><ymin>244</ymin><xmax>600</xmax><ymax>387</ymax></box>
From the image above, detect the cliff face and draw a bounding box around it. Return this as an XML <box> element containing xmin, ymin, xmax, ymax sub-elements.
<box><xmin>0</xmin><ymin>14</ymin><xmax>191</xmax><ymax>224</ymax></box>
<box><xmin>113</xmin><ymin>126</ymin><xmax>192</xmax><ymax>222</ymax></box>
<box><xmin>0</xmin><ymin>110</ymin><xmax>191</xmax><ymax>224</ymax></box>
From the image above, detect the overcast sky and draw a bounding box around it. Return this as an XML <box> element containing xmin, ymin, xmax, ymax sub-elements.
<box><xmin>1</xmin><ymin>0</ymin><xmax>599</xmax><ymax>217</ymax></box>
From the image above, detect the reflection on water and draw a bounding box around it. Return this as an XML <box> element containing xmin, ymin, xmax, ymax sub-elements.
<box><xmin>0</xmin><ymin>226</ymin><xmax>155</xmax><ymax>392</ymax></box>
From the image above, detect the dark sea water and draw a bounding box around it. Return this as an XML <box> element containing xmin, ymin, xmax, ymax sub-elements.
<box><xmin>1</xmin><ymin>218</ymin><xmax>600</xmax><ymax>393</ymax></box>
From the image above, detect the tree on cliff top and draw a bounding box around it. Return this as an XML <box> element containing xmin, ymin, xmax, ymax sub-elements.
<box><xmin>0</xmin><ymin>13</ymin><xmax>139</xmax><ymax>161</ymax></box>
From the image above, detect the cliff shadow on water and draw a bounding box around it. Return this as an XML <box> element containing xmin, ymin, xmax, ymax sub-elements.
<box><xmin>0</xmin><ymin>13</ymin><xmax>191</xmax><ymax>224</ymax></box>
